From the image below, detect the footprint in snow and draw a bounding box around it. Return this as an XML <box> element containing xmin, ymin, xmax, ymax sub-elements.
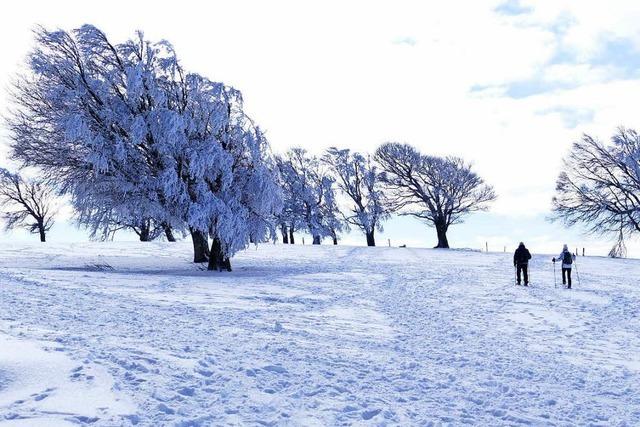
<box><xmin>177</xmin><ymin>386</ymin><xmax>195</xmax><ymax>397</ymax></box>
<box><xmin>195</xmin><ymin>368</ymin><xmax>213</xmax><ymax>377</ymax></box>
<box><xmin>262</xmin><ymin>365</ymin><xmax>287</xmax><ymax>374</ymax></box>
<box><xmin>361</xmin><ymin>409</ymin><xmax>381</xmax><ymax>420</ymax></box>
<box><xmin>157</xmin><ymin>403</ymin><xmax>175</xmax><ymax>414</ymax></box>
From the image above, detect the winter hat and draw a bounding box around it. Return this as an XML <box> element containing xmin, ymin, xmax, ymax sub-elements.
<box><xmin>519</xmin><ymin>241</ymin><xmax>524</xmax><ymax>247</ymax></box>
<box><xmin>563</xmin><ymin>244</ymin><xmax>568</xmax><ymax>250</ymax></box>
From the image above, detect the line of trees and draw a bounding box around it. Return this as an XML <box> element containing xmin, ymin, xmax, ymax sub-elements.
<box><xmin>1</xmin><ymin>24</ymin><xmax>498</xmax><ymax>267</ymax></box>
<box><xmin>274</xmin><ymin>143</ymin><xmax>496</xmax><ymax>249</ymax></box>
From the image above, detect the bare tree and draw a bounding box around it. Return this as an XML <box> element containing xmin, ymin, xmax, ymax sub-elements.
<box><xmin>375</xmin><ymin>143</ymin><xmax>496</xmax><ymax>248</ymax></box>
<box><xmin>552</xmin><ymin>128</ymin><xmax>640</xmax><ymax>237</ymax></box>
<box><xmin>0</xmin><ymin>169</ymin><xmax>56</xmax><ymax>242</ymax></box>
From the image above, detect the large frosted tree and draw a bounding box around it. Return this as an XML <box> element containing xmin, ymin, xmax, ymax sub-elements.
<box><xmin>375</xmin><ymin>142</ymin><xmax>496</xmax><ymax>248</ymax></box>
<box><xmin>323</xmin><ymin>147</ymin><xmax>390</xmax><ymax>246</ymax></box>
<box><xmin>7</xmin><ymin>25</ymin><xmax>281</xmax><ymax>269</ymax></box>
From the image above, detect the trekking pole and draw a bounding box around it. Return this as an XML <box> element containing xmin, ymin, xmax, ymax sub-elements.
<box><xmin>573</xmin><ymin>257</ymin><xmax>582</xmax><ymax>287</ymax></box>
<box><xmin>553</xmin><ymin>260</ymin><xmax>557</xmax><ymax>289</ymax></box>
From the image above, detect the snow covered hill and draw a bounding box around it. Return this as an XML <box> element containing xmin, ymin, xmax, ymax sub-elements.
<box><xmin>1</xmin><ymin>242</ymin><xmax>639</xmax><ymax>426</ymax></box>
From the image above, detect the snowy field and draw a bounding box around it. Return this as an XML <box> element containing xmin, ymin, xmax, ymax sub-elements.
<box><xmin>1</xmin><ymin>242</ymin><xmax>639</xmax><ymax>426</ymax></box>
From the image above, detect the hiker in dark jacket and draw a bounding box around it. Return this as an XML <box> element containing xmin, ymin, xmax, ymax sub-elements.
<box><xmin>553</xmin><ymin>244</ymin><xmax>576</xmax><ymax>288</ymax></box>
<box><xmin>513</xmin><ymin>242</ymin><xmax>532</xmax><ymax>286</ymax></box>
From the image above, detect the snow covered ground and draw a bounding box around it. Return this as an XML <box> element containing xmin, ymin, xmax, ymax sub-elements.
<box><xmin>1</xmin><ymin>242</ymin><xmax>639</xmax><ymax>426</ymax></box>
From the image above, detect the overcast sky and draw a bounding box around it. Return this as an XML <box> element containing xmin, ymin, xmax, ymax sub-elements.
<box><xmin>1</xmin><ymin>0</ymin><xmax>640</xmax><ymax>256</ymax></box>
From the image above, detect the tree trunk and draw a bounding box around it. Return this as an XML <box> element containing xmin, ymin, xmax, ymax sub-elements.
<box><xmin>139</xmin><ymin>223</ymin><xmax>151</xmax><ymax>242</ymax></box>
<box><xmin>313</xmin><ymin>235</ymin><xmax>321</xmax><ymax>245</ymax></box>
<box><xmin>434</xmin><ymin>221</ymin><xmax>449</xmax><ymax>249</ymax></box>
<box><xmin>208</xmin><ymin>238</ymin><xmax>221</xmax><ymax>271</ymax></box>
<box><xmin>190</xmin><ymin>228</ymin><xmax>210</xmax><ymax>263</ymax></box>
<box><xmin>208</xmin><ymin>237</ymin><xmax>232</xmax><ymax>271</ymax></box>
<box><xmin>38</xmin><ymin>222</ymin><xmax>46</xmax><ymax>243</ymax></box>
<box><xmin>289</xmin><ymin>228</ymin><xmax>295</xmax><ymax>244</ymax></box>
<box><xmin>163</xmin><ymin>224</ymin><xmax>176</xmax><ymax>242</ymax></box>
<box><xmin>281</xmin><ymin>225</ymin><xmax>289</xmax><ymax>244</ymax></box>
<box><xmin>332</xmin><ymin>236</ymin><xmax>338</xmax><ymax>245</ymax></box>
<box><xmin>366</xmin><ymin>230</ymin><xmax>375</xmax><ymax>247</ymax></box>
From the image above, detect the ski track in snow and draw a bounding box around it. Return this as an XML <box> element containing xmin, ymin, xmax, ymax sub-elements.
<box><xmin>1</xmin><ymin>242</ymin><xmax>639</xmax><ymax>426</ymax></box>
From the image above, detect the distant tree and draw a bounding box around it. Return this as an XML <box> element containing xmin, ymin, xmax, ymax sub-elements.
<box><xmin>276</xmin><ymin>149</ymin><xmax>343</xmax><ymax>245</ymax></box>
<box><xmin>375</xmin><ymin>142</ymin><xmax>496</xmax><ymax>248</ymax></box>
<box><xmin>323</xmin><ymin>147</ymin><xmax>390</xmax><ymax>246</ymax></box>
<box><xmin>275</xmin><ymin>155</ymin><xmax>303</xmax><ymax>244</ymax></box>
<box><xmin>552</xmin><ymin>128</ymin><xmax>640</xmax><ymax>242</ymax></box>
<box><xmin>321</xmin><ymin>184</ymin><xmax>346</xmax><ymax>245</ymax></box>
<box><xmin>0</xmin><ymin>169</ymin><xmax>56</xmax><ymax>242</ymax></box>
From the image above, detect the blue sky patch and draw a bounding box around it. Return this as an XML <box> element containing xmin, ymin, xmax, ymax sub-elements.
<box><xmin>536</xmin><ymin>107</ymin><xmax>595</xmax><ymax>129</ymax></box>
<box><xmin>494</xmin><ymin>0</ymin><xmax>532</xmax><ymax>16</ymax></box>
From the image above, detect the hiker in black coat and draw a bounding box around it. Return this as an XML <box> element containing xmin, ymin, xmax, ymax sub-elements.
<box><xmin>513</xmin><ymin>242</ymin><xmax>532</xmax><ymax>286</ymax></box>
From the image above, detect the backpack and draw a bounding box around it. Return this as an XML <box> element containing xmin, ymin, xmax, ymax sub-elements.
<box><xmin>563</xmin><ymin>251</ymin><xmax>573</xmax><ymax>265</ymax></box>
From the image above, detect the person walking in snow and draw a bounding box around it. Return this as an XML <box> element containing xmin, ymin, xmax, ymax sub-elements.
<box><xmin>553</xmin><ymin>244</ymin><xmax>576</xmax><ymax>288</ymax></box>
<box><xmin>513</xmin><ymin>242</ymin><xmax>532</xmax><ymax>286</ymax></box>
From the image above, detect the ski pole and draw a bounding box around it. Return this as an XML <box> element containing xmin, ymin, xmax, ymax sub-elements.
<box><xmin>553</xmin><ymin>260</ymin><xmax>557</xmax><ymax>289</ymax></box>
<box><xmin>573</xmin><ymin>257</ymin><xmax>582</xmax><ymax>287</ymax></box>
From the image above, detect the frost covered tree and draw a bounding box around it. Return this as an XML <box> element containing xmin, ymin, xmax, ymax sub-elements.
<box><xmin>0</xmin><ymin>169</ymin><xmax>56</xmax><ymax>242</ymax></box>
<box><xmin>375</xmin><ymin>142</ymin><xmax>496</xmax><ymax>248</ymax></box>
<box><xmin>6</xmin><ymin>25</ymin><xmax>281</xmax><ymax>269</ymax></box>
<box><xmin>276</xmin><ymin>149</ymin><xmax>343</xmax><ymax>245</ymax></box>
<box><xmin>275</xmin><ymin>155</ymin><xmax>303</xmax><ymax>244</ymax></box>
<box><xmin>323</xmin><ymin>147</ymin><xmax>390</xmax><ymax>246</ymax></box>
<box><xmin>552</xmin><ymin>128</ymin><xmax>640</xmax><ymax>240</ymax></box>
